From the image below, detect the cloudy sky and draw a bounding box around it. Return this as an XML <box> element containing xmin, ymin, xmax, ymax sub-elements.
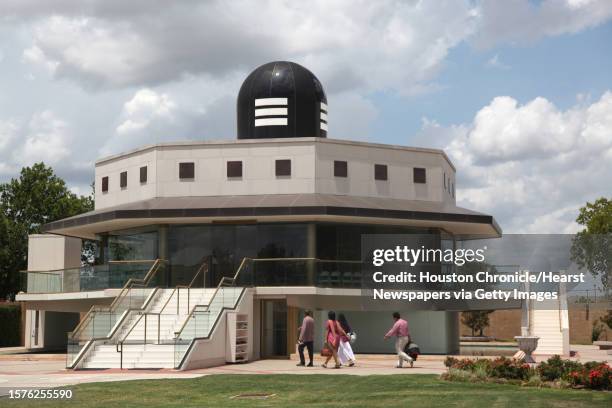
<box><xmin>0</xmin><ymin>0</ymin><xmax>610</xmax><ymax>233</ymax></box>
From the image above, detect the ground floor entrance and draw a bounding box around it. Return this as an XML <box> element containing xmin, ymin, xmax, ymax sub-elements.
<box><xmin>260</xmin><ymin>299</ymin><xmax>288</xmax><ymax>358</ymax></box>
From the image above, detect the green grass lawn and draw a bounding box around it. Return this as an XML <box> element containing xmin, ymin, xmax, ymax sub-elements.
<box><xmin>3</xmin><ymin>374</ymin><xmax>611</xmax><ymax>408</ymax></box>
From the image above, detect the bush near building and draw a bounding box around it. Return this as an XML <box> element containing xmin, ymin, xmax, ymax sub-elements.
<box><xmin>443</xmin><ymin>355</ymin><xmax>611</xmax><ymax>391</ymax></box>
<box><xmin>0</xmin><ymin>302</ymin><xmax>21</xmax><ymax>346</ymax></box>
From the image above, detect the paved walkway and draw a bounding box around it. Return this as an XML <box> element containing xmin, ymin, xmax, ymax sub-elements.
<box><xmin>0</xmin><ymin>345</ymin><xmax>608</xmax><ymax>395</ymax></box>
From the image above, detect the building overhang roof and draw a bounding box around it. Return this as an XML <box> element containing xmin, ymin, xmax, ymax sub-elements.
<box><xmin>42</xmin><ymin>194</ymin><xmax>502</xmax><ymax>240</ymax></box>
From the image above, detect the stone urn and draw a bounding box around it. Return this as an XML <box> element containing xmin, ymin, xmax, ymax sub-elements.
<box><xmin>514</xmin><ymin>336</ymin><xmax>539</xmax><ymax>363</ymax></box>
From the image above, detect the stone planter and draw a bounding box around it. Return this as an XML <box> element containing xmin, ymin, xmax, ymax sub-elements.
<box><xmin>514</xmin><ymin>336</ymin><xmax>539</xmax><ymax>363</ymax></box>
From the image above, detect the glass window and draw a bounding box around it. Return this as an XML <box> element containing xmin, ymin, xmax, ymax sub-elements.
<box><xmin>101</xmin><ymin>176</ymin><xmax>108</xmax><ymax>192</ymax></box>
<box><xmin>374</xmin><ymin>164</ymin><xmax>387</xmax><ymax>181</ymax></box>
<box><xmin>140</xmin><ymin>166</ymin><xmax>147</xmax><ymax>183</ymax></box>
<box><xmin>107</xmin><ymin>230</ymin><xmax>158</xmax><ymax>261</ymax></box>
<box><xmin>275</xmin><ymin>159</ymin><xmax>291</xmax><ymax>177</ymax></box>
<box><xmin>120</xmin><ymin>171</ymin><xmax>127</xmax><ymax>188</ymax></box>
<box><xmin>413</xmin><ymin>167</ymin><xmax>426</xmax><ymax>184</ymax></box>
<box><xmin>334</xmin><ymin>160</ymin><xmax>347</xmax><ymax>177</ymax></box>
<box><xmin>179</xmin><ymin>162</ymin><xmax>195</xmax><ymax>179</ymax></box>
<box><xmin>227</xmin><ymin>161</ymin><xmax>243</xmax><ymax>178</ymax></box>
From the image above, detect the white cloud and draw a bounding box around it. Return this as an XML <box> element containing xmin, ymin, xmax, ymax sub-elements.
<box><xmin>0</xmin><ymin>119</ymin><xmax>18</xmax><ymax>151</ymax></box>
<box><xmin>473</xmin><ymin>0</ymin><xmax>612</xmax><ymax>48</ymax></box>
<box><xmin>17</xmin><ymin>1</ymin><xmax>479</xmax><ymax>94</ymax></box>
<box><xmin>421</xmin><ymin>92</ymin><xmax>612</xmax><ymax>233</ymax></box>
<box><xmin>116</xmin><ymin>88</ymin><xmax>176</xmax><ymax>135</ymax></box>
<box><xmin>20</xmin><ymin>110</ymin><xmax>71</xmax><ymax>164</ymax></box>
<box><xmin>0</xmin><ymin>111</ymin><xmax>77</xmax><ymax>181</ymax></box>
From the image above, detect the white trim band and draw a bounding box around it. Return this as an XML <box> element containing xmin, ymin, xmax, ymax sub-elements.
<box><xmin>320</xmin><ymin>112</ymin><xmax>328</xmax><ymax>121</ymax></box>
<box><xmin>255</xmin><ymin>118</ymin><xmax>288</xmax><ymax>127</ymax></box>
<box><xmin>320</xmin><ymin>102</ymin><xmax>328</xmax><ymax>112</ymax></box>
<box><xmin>320</xmin><ymin>122</ymin><xmax>328</xmax><ymax>131</ymax></box>
<box><xmin>255</xmin><ymin>98</ymin><xmax>288</xmax><ymax>107</ymax></box>
<box><xmin>255</xmin><ymin>108</ymin><xmax>288</xmax><ymax>117</ymax></box>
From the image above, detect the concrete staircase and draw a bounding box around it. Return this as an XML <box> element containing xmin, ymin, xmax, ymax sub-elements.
<box><xmin>531</xmin><ymin>296</ymin><xmax>570</xmax><ymax>357</ymax></box>
<box><xmin>81</xmin><ymin>288</ymin><xmax>215</xmax><ymax>369</ymax></box>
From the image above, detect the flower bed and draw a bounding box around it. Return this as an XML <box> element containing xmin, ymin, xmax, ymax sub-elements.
<box><xmin>442</xmin><ymin>355</ymin><xmax>611</xmax><ymax>391</ymax></box>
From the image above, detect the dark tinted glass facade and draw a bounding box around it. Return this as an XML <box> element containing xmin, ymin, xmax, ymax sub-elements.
<box><xmin>168</xmin><ymin>223</ymin><xmax>308</xmax><ymax>287</ymax></box>
<box><xmin>99</xmin><ymin>222</ymin><xmax>443</xmax><ymax>289</ymax></box>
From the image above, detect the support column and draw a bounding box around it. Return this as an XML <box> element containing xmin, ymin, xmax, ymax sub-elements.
<box><xmin>306</xmin><ymin>223</ymin><xmax>316</xmax><ymax>285</ymax></box>
<box><xmin>158</xmin><ymin>225</ymin><xmax>169</xmax><ymax>286</ymax></box>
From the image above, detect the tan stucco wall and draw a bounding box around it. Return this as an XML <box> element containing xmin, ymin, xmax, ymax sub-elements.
<box><xmin>94</xmin><ymin>138</ymin><xmax>456</xmax><ymax>210</ymax></box>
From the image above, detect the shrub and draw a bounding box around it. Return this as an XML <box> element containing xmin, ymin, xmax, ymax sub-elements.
<box><xmin>490</xmin><ymin>356</ymin><xmax>531</xmax><ymax>380</ymax></box>
<box><xmin>538</xmin><ymin>355</ymin><xmax>565</xmax><ymax>381</ymax></box>
<box><xmin>443</xmin><ymin>353</ymin><xmax>611</xmax><ymax>391</ymax></box>
<box><xmin>591</xmin><ymin>320</ymin><xmax>605</xmax><ymax>342</ymax></box>
<box><xmin>444</xmin><ymin>356</ymin><xmax>458</xmax><ymax>368</ymax></box>
<box><xmin>583</xmin><ymin>361</ymin><xmax>602</xmax><ymax>371</ymax></box>
<box><xmin>586</xmin><ymin>363</ymin><xmax>611</xmax><ymax>390</ymax></box>
<box><xmin>567</xmin><ymin>370</ymin><xmax>585</xmax><ymax>387</ymax></box>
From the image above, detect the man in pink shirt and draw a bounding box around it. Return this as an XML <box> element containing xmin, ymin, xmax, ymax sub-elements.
<box><xmin>384</xmin><ymin>312</ymin><xmax>413</xmax><ymax>368</ymax></box>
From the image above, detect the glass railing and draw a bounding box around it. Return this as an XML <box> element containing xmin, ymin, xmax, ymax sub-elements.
<box><xmin>232</xmin><ymin>258</ymin><xmax>364</xmax><ymax>288</ymax></box>
<box><xmin>65</xmin><ymin>260</ymin><xmax>166</xmax><ymax>368</ymax></box>
<box><xmin>174</xmin><ymin>285</ymin><xmax>245</xmax><ymax>368</ymax></box>
<box><xmin>23</xmin><ymin>260</ymin><xmax>163</xmax><ymax>294</ymax></box>
<box><xmin>24</xmin><ymin>271</ymin><xmax>63</xmax><ymax>293</ymax></box>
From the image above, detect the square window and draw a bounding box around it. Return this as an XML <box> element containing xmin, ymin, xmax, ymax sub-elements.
<box><xmin>413</xmin><ymin>167</ymin><xmax>426</xmax><ymax>184</ymax></box>
<box><xmin>101</xmin><ymin>176</ymin><xmax>109</xmax><ymax>193</ymax></box>
<box><xmin>334</xmin><ymin>160</ymin><xmax>348</xmax><ymax>177</ymax></box>
<box><xmin>227</xmin><ymin>161</ymin><xmax>243</xmax><ymax>178</ymax></box>
<box><xmin>179</xmin><ymin>162</ymin><xmax>195</xmax><ymax>179</ymax></box>
<box><xmin>374</xmin><ymin>164</ymin><xmax>388</xmax><ymax>181</ymax></box>
<box><xmin>120</xmin><ymin>171</ymin><xmax>127</xmax><ymax>188</ymax></box>
<box><xmin>275</xmin><ymin>159</ymin><xmax>291</xmax><ymax>177</ymax></box>
<box><xmin>140</xmin><ymin>166</ymin><xmax>147</xmax><ymax>183</ymax></box>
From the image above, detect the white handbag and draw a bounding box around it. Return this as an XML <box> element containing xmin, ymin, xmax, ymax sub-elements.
<box><xmin>349</xmin><ymin>331</ymin><xmax>357</xmax><ymax>344</ymax></box>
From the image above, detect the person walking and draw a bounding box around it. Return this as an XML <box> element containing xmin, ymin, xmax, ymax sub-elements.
<box><xmin>337</xmin><ymin>313</ymin><xmax>356</xmax><ymax>367</ymax></box>
<box><xmin>383</xmin><ymin>312</ymin><xmax>413</xmax><ymax>368</ymax></box>
<box><xmin>322</xmin><ymin>311</ymin><xmax>345</xmax><ymax>369</ymax></box>
<box><xmin>297</xmin><ymin>310</ymin><xmax>314</xmax><ymax>367</ymax></box>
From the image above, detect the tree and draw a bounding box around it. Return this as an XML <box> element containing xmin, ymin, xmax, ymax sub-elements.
<box><xmin>461</xmin><ymin>310</ymin><xmax>494</xmax><ymax>337</ymax></box>
<box><xmin>0</xmin><ymin>163</ymin><xmax>93</xmax><ymax>300</ymax></box>
<box><xmin>601</xmin><ymin>310</ymin><xmax>612</xmax><ymax>330</ymax></box>
<box><xmin>570</xmin><ymin>197</ymin><xmax>612</xmax><ymax>291</ymax></box>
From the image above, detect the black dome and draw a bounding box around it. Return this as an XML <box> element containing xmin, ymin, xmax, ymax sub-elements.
<box><xmin>237</xmin><ymin>61</ymin><xmax>327</xmax><ymax>139</ymax></box>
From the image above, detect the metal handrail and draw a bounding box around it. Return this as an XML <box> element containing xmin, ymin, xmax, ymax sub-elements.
<box><xmin>158</xmin><ymin>258</ymin><xmax>209</xmax><ymax>315</ymax></box>
<box><xmin>116</xmin><ymin>258</ymin><xmax>209</xmax><ymax>367</ymax></box>
<box><xmin>69</xmin><ymin>259</ymin><xmax>165</xmax><ymax>340</ymax></box>
<box><xmin>66</xmin><ymin>286</ymin><xmax>161</xmax><ymax>369</ymax></box>
<box><xmin>173</xmin><ymin>257</ymin><xmax>249</xmax><ymax>338</ymax></box>
<box><xmin>172</xmin><ymin>257</ymin><xmax>360</xmax><ymax>336</ymax></box>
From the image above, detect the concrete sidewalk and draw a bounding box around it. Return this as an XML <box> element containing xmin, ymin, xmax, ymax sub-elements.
<box><xmin>0</xmin><ymin>345</ymin><xmax>608</xmax><ymax>394</ymax></box>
